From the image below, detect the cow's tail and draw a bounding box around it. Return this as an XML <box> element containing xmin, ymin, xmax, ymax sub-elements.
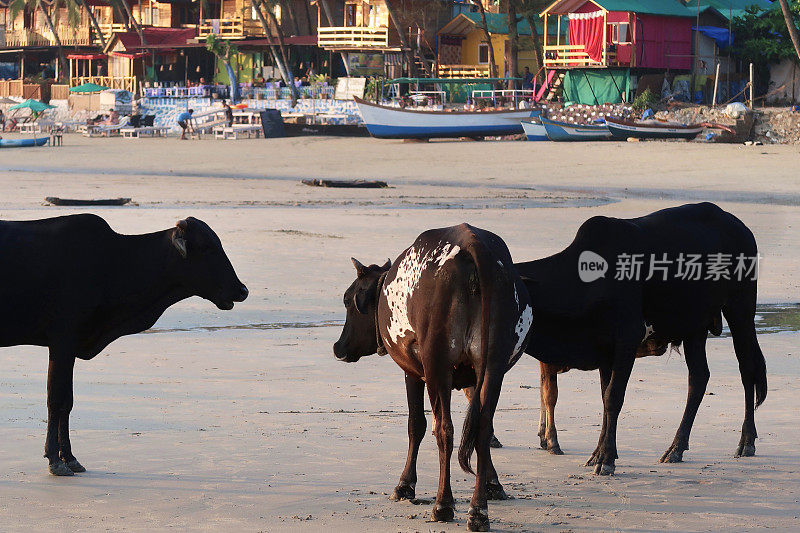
<box><xmin>458</xmin><ymin>241</ymin><xmax>499</xmax><ymax>475</ymax></box>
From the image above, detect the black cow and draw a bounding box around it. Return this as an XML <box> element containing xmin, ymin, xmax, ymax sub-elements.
<box><xmin>334</xmin><ymin>224</ymin><xmax>532</xmax><ymax>532</ymax></box>
<box><xmin>516</xmin><ymin>202</ymin><xmax>766</xmax><ymax>474</ymax></box>
<box><xmin>0</xmin><ymin>214</ymin><xmax>248</xmax><ymax>476</ymax></box>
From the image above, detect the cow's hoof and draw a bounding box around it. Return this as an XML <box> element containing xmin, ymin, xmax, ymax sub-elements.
<box><xmin>539</xmin><ymin>437</ymin><xmax>548</xmax><ymax>450</ymax></box>
<box><xmin>489</xmin><ymin>435</ymin><xmax>503</xmax><ymax>449</ymax></box>
<box><xmin>430</xmin><ymin>502</ymin><xmax>455</xmax><ymax>523</ymax></box>
<box><xmin>659</xmin><ymin>444</ymin><xmax>685</xmax><ymax>463</ymax></box>
<box><xmin>735</xmin><ymin>444</ymin><xmax>756</xmax><ymax>457</ymax></box>
<box><xmin>64</xmin><ymin>459</ymin><xmax>86</xmax><ymax>473</ymax></box>
<box><xmin>548</xmin><ymin>444</ymin><xmax>564</xmax><ymax>455</ymax></box>
<box><xmin>49</xmin><ymin>461</ymin><xmax>75</xmax><ymax>476</ymax></box>
<box><xmin>389</xmin><ymin>483</ymin><xmax>415</xmax><ymax>501</ymax></box>
<box><xmin>585</xmin><ymin>453</ymin><xmax>599</xmax><ymax>467</ymax></box>
<box><xmin>467</xmin><ymin>506</ymin><xmax>489</xmax><ymax>532</ymax></box>
<box><xmin>486</xmin><ymin>480</ymin><xmax>510</xmax><ymax>501</ymax></box>
<box><xmin>594</xmin><ymin>462</ymin><xmax>615</xmax><ymax>476</ymax></box>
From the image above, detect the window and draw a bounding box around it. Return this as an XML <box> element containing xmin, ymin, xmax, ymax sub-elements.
<box><xmin>345</xmin><ymin>4</ymin><xmax>356</xmax><ymax>26</ymax></box>
<box><xmin>478</xmin><ymin>43</ymin><xmax>489</xmax><ymax>64</ymax></box>
<box><xmin>609</xmin><ymin>22</ymin><xmax>630</xmax><ymax>44</ymax></box>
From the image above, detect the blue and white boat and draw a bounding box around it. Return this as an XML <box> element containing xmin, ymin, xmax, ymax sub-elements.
<box><xmin>0</xmin><ymin>137</ymin><xmax>48</xmax><ymax>148</ymax></box>
<box><xmin>540</xmin><ymin>117</ymin><xmax>612</xmax><ymax>142</ymax></box>
<box><xmin>354</xmin><ymin>96</ymin><xmax>536</xmax><ymax>139</ymax></box>
<box><xmin>521</xmin><ymin>118</ymin><xmax>548</xmax><ymax>141</ymax></box>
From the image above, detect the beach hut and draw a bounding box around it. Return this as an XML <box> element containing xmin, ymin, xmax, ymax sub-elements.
<box><xmin>540</xmin><ymin>0</ymin><xmax>694</xmax><ymax>70</ymax></box>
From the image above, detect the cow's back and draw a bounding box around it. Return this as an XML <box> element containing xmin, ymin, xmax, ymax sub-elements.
<box><xmin>0</xmin><ymin>214</ymin><xmax>116</xmax><ymax>347</ymax></box>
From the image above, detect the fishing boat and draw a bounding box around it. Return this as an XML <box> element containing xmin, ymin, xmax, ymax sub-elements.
<box><xmin>0</xmin><ymin>137</ymin><xmax>48</xmax><ymax>148</ymax></box>
<box><xmin>354</xmin><ymin>96</ymin><xmax>536</xmax><ymax>139</ymax></box>
<box><xmin>540</xmin><ymin>117</ymin><xmax>612</xmax><ymax>142</ymax></box>
<box><xmin>605</xmin><ymin>117</ymin><xmax>704</xmax><ymax>140</ymax></box>
<box><xmin>521</xmin><ymin>118</ymin><xmax>548</xmax><ymax>141</ymax></box>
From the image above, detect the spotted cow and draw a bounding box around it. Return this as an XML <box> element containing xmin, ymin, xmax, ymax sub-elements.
<box><xmin>334</xmin><ymin>223</ymin><xmax>531</xmax><ymax>532</ymax></box>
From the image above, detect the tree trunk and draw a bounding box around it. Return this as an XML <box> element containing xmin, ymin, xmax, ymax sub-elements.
<box><xmin>79</xmin><ymin>0</ymin><xmax>106</xmax><ymax>49</ymax></box>
<box><xmin>253</xmin><ymin>0</ymin><xmax>299</xmax><ymax>103</ymax></box>
<box><xmin>506</xmin><ymin>1</ymin><xmax>519</xmax><ymax>89</ymax></box>
<box><xmin>39</xmin><ymin>3</ymin><xmax>67</xmax><ymax>83</ymax></box>
<box><xmin>251</xmin><ymin>0</ymin><xmax>291</xmax><ymax>85</ymax></box>
<box><xmin>279</xmin><ymin>0</ymin><xmax>300</xmax><ymax>36</ymax></box>
<box><xmin>779</xmin><ymin>0</ymin><xmax>800</xmax><ymax>62</ymax></box>
<box><xmin>473</xmin><ymin>0</ymin><xmax>497</xmax><ymax>78</ymax></box>
<box><xmin>385</xmin><ymin>0</ymin><xmax>417</xmax><ymax>76</ymax></box>
<box><xmin>299</xmin><ymin>0</ymin><xmax>313</xmax><ymax>36</ymax></box>
<box><xmin>318</xmin><ymin>0</ymin><xmax>350</xmax><ymax>76</ymax></box>
<box><xmin>523</xmin><ymin>12</ymin><xmax>544</xmax><ymax>84</ymax></box>
<box><xmin>118</xmin><ymin>0</ymin><xmax>147</xmax><ymax>46</ymax></box>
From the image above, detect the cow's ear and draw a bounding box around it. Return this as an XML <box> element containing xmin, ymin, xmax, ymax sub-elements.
<box><xmin>351</xmin><ymin>257</ymin><xmax>367</xmax><ymax>277</ymax></box>
<box><xmin>172</xmin><ymin>230</ymin><xmax>188</xmax><ymax>259</ymax></box>
<box><xmin>382</xmin><ymin>258</ymin><xmax>392</xmax><ymax>270</ymax></box>
<box><xmin>354</xmin><ymin>288</ymin><xmax>372</xmax><ymax>314</ymax></box>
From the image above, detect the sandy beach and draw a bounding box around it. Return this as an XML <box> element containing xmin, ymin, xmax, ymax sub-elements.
<box><xmin>0</xmin><ymin>135</ymin><xmax>798</xmax><ymax>532</ymax></box>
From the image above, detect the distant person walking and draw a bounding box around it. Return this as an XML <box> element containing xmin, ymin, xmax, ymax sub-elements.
<box><xmin>221</xmin><ymin>99</ymin><xmax>234</xmax><ymax>127</ymax></box>
<box><xmin>0</xmin><ymin>109</ymin><xmax>5</xmax><ymax>132</ymax></box>
<box><xmin>177</xmin><ymin>109</ymin><xmax>193</xmax><ymax>140</ymax></box>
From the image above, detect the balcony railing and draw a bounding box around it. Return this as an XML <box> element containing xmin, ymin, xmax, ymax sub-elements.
<box><xmin>90</xmin><ymin>23</ymin><xmax>127</xmax><ymax>44</ymax></box>
<box><xmin>543</xmin><ymin>44</ymin><xmax>627</xmax><ymax>68</ymax></box>
<box><xmin>71</xmin><ymin>76</ymin><xmax>137</xmax><ymax>93</ymax></box>
<box><xmin>317</xmin><ymin>26</ymin><xmax>390</xmax><ymax>50</ymax></box>
<box><xmin>198</xmin><ymin>16</ymin><xmax>266</xmax><ymax>39</ymax></box>
<box><xmin>437</xmin><ymin>64</ymin><xmax>491</xmax><ymax>78</ymax></box>
<box><xmin>4</xmin><ymin>25</ymin><xmax>91</xmax><ymax>47</ymax></box>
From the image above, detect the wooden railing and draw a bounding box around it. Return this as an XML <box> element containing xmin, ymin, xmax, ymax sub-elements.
<box><xmin>437</xmin><ymin>64</ymin><xmax>491</xmax><ymax>78</ymax></box>
<box><xmin>91</xmin><ymin>23</ymin><xmax>127</xmax><ymax>44</ymax></box>
<box><xmin>0</xmin><ymin>80</ymin><xmax>23</xmax><ymax>97</ymax></box>
<box><xmin>4</xmin><ymin>25</ymin><xmax>91</xmax><ymax>47</ymax></box>
<box><xmin>317</xmin><ymin>26</ymin><xmax>389</xmax><ymax>49</ymax></box>
<box><xmin>51</xmin><ymin>84</ymin><xmax>70</xmax><ymax>100</ymax></box>
<box><xmin>0</xmin><ymin>80</ymin><xmax>45</xmax><ymax>99</ymax></box>
<box><xmin>198</xmin><ymin>16</ymin><xmax>266</xmax><ymax>39</ymax></box>
<box><xmin>543</xmin><ymin>44</ymin><xmax>626</xmax><ymax>68</ymax></box>
<box><xmin>71</xmin><ymin>76</ymin><xmax>137</xmax><ymax>93</ymax></box>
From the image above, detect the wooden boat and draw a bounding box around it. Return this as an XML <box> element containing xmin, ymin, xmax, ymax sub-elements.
<box><xmin>45</xmin><ymin>197</ymin><xmax>131</xmax><ymax>206</ymax></box>
<box><xmin>0</xmin><ymin>137</ymin><xmax>48</xmax><ymax>148</ymax></box>
<box><xmin>283</xmin><ymin>122</ymin><xmax>369</xmax><ymax>137</ymax></box>
<box><xmin>540</xmin><ymin>117</ymin><xmax>612</xmax><ymax>142</ymax></box>
<box><xmin>605</xmin><ymin>117</ymin><xmax>704</xmax><ymax>140</ymax></box>
<box><xmin>521</xmin><ymin>118</ymin><xmax>548</xmax><ymax>141</ymax></box>
<box><xmin>354</xmin><ymin>96</ymin><xmax>536</xmax><ymax>139</ymax></box>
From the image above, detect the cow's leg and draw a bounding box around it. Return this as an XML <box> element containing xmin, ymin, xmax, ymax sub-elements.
<box><xmin>539</xmin><ymin>363</ymin><xmax>563</xmax><ymax>454</ymax></box>
<box><xmin>591</xmin><ymin>350</ymin><xmax>636</xmax><ymax>476</ymax></box>
<box><xmin>45</xmin><ymin>353</ymin><xmax>78</xmax><ymax>476</ymax></box>
<box><xmin>585</xmin><ymin>366</ymin><xmax>611</xmax><ymax>467</ymax></box>
<box><xmin>724</xmin><ymin>294</ymin><xmax>764</xmax><ymax>458</ymax></box>
<box><xmin>660</xmin><ymin>334</ymin><xmax>710</xmax><ymax>463</ymax></box>
<box><xmin>390</xmin><ymin>373</ymin><xmax>426</xmax><ymax>501</ymax></box>
<box><xmin>467</xmin><ymin>367</ymin><xmax>505</xmax><ymax>532</ymax></box>
<box><xmin>426</xmin><ymin>375</ymin><xmax>455</xmax><ymax>523</ymax></box>
<box><xmin>465</xmin><ymin>387</ymin><xmax>502</xmax><ymax>448</ymax></box>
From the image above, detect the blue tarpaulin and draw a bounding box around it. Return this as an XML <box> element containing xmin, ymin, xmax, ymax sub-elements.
<box><xmin>693</xmin><ymin>26</ymin><xmax>733</xmax><ymax>48</ymax></box>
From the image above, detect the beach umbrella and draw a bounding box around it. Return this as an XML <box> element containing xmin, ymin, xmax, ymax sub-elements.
<box><xmin>0</xmin><ymin>97</ymin><xmax>18</xmax><ymax>105</ymax></box>
<box><xmin>9</xmin><ymin>99</ymin><xmax>55</xmax><ymax>113</ymax></box>
<box><xmin>69</xmin><ymin>82</ymin><xmax>109</xmax><ymax>93</ymax></box>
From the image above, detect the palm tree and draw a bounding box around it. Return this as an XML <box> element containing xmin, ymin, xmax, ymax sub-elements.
<box><xmin>778</xmin><ymin>0</ymin><xmax>800</xmax><ymax>61</ymax></box>
<box><xmin>76</xmin><ymin>0</ymin><xmax>106</xmax><ymax>48</ymax></box>
<box><xmin>250</xmin><ymin>0</ymin><xmax>299</xmax><ymax>103</ymax></box>
<box><xmin>108</xmin><ymin>0</ymin><xmax>146</xmax><ymax>46</ymax></box>
<box><xmin>471</xmin><ymin>0</ymin><xmax>497</xmax><ymax>78</ymax></box>
<box><xmin>385</xmin><ymin>0</ymin><xmax>419</xmax><ymax>76</ymax></box>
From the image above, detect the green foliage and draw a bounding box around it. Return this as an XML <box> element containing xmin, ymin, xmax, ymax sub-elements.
<box><xmin>364</xmin><ymin>76</ymin><xmax>386</xmax><ymax>100</ymax></box>
<box><xmin>732</xmin><ymin>3</ymin><xmax>800</xmax><ymax>64</ymax></box>
<box><xmin>205</xmin><ymin>34</ymin><xmax>238</xmax><ymax>64</ymax></box>
<box><xmin>631</xmin><ymin>88</ymin><xmax>658</xmax><ymax>112</ymax></box>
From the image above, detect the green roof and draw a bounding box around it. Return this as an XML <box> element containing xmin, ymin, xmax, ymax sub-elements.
<box><xmin>595</xmin><ymin>0</ymin><xmax>694</xmax><ymax>17</ymax></box>
<box><xmin>460</xmin><ymin>12</ymin><xmax>558</xmax><ymax>36</ymax></box>
<box><xmin>692</xmin><ymin>0</ymin><xmax>774</xmax><ymax>20</ymax></box>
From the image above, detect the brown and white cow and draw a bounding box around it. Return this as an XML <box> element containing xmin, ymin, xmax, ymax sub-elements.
<box><xmin>333</xmin><ymin>223</ymin><xmax>532</xmax><ymax>532</ymax></box>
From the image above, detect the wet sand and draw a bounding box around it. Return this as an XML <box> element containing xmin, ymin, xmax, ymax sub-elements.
<box><xmin>0</xmin><ymin>136</ymin><xmax>798</xmax><ymax>532</ymax></box>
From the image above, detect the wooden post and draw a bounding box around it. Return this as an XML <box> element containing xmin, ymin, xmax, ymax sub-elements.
<box><xmin>712</xmin><ymin>61</ymin><xmax>720</xmax><ymax>106</ymax></box>
<box><xmin>749</xmin><ymin>62</ymin><xmax>754</xmax><ymax>108</ymax></box>
<box><xmin>602</xmin><ymin>10</ymin><xmax>607</xmax><ymax>66</ymax></box>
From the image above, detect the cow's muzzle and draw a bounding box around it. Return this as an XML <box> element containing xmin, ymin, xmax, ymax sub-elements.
<box><xmin>333</xmin><ymin>341</ymin><xmax>360</xmax><ymax>363</ymax></box>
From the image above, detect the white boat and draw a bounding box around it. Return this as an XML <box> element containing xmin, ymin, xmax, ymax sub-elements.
<box><xmin>521</xmin><ymin>118</ymin><xmax>548</xmax><ymax>141</ymax></box>
<box><xmin>354</xmin><ymin>96</ymin><xmax>536</xmax><ymax>139</ymax></box>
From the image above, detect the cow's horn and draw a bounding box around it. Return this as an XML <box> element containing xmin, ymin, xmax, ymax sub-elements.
<box><xmin>382</xmin><ymin>258</ymin><xmax>392</xmax><ymax>270</ymax></box>
<box><xmin>351</xmin><ymin>257</ymin><xmax>366</xmax><ymax>276</ymax></box>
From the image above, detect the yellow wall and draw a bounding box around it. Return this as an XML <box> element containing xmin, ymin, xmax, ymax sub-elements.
<box><xmin>460</xmin><ymin>29</ymin><xmax>540</xmax><ymax>75</ymax></box>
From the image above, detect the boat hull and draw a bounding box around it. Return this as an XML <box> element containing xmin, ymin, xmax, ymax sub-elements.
<box><xmin>605</xmin><ymin>118</ymin><xmax>703</xmax><ymax>140</ymax></box>
<box><xmin>354</xmin><ymin>97</ymin><xmax>534</xmax><ymax>139</ymax></box>
<box><xmin>541</xmin><ymin>118</ymin><xmax>612</xmax><ymax>142</ymax></box>
<box><xmin>521</xmin><ymin>119</ymin><xmax>548</xmax><ymax>141</ymax></box>
<box><xmin>0</xmin><ymin>137</ymin><xmax>48</xmax><ymax>148</ymax></box>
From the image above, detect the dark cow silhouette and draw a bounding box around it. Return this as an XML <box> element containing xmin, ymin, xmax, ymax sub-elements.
<box><xmin>514</xmin><ymin>202</ymin><xmax>766</xmax><ymax>474</ymax></box>
<box><xmin>334</xmin><ymin>224</ymin><xmax>532</xmax><ymax>532</ymax></box>
<box><xmin>0</xmin><ymin>214</ymin><xmax>248</xmax><ymax>476</ymax></box>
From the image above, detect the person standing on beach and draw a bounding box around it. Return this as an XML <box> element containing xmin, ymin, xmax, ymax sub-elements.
<box><xmin>222</xmin><ymin>99</ymin><xmax>234</xmax><ymax>127</ymax></box>
<box><xmin>177</xmin><ymin>109</ymin><xmax>193</xmax><ymax>140</ymax></box>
